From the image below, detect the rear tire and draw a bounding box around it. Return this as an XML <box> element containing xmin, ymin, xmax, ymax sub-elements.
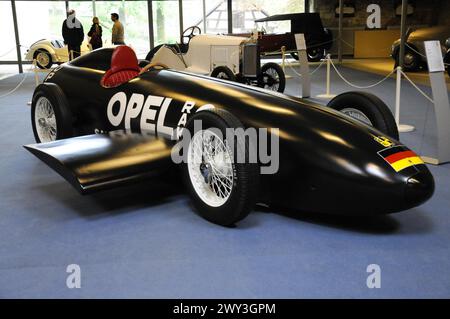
<box><xmin>307</xmin><ymin>47</ymin><xmax>325</xmax><ymax>62</ymax></box>
<box><xmin>181</xmin><ymin>109</ymin><xmax>259</xmax><ymax>226</ymax></box>
<box><xmin>33</xmin><ymin>49</ymin><xmax>52</xmax><ymax>69</ymax></box>
<box><xmin>211</xmin><ymin>66</ymin><xmax>236</xmax><ymax>81</ymax></box>
<box><xmin>327</xmin><ymin>91</ymin><xmax>399</xmax><ymax>140</ymax></box>
<box><xmin>31</xmin><ymin>83</ymin><xmax>73</xmax><ymax>143</ymax></box>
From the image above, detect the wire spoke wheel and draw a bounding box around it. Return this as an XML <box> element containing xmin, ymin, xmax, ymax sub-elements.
<box><xmin>36</xmin><ymin>52</ymin><xmax>50</xmax><ymax>67</ymax></box>
<box><xmin>188</xmin><ymin>129</ymin><xmax>234</xmax><ymax>207</ymax></box>
<box><xmin>34</xmin><ymin>96</ymin><xmax>57</xmax><ymax>142</ymax></box>
<box><xmin>217</xmin><ymin>72</ymin><xmax>230</xmax><ymax>80</ymax></box>
<box><xmin>262</xmin><ymin>67</ymin><xmax>280</xmax><ymax>91</ymax></box>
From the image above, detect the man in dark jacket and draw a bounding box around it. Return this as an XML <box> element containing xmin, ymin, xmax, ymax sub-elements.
<box><xmin>62</xmin><ymin>9</ymin><xmax>84</xmax><ymax>60</ymax></box>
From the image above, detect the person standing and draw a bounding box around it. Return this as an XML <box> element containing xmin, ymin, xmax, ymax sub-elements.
<box><xmin>87</xmin><ymin>17</ymin><xmax>103</xmax><ymax>50</ymax></box>
<box><xmin>111</xmin><ymin>13</ymin><xmax>125</xmax><ymax>45</ymax></box>
<box><xmin>62</xmin><ymin>9</ymin><xmax>84</xmax><ymax>60</ymax></box>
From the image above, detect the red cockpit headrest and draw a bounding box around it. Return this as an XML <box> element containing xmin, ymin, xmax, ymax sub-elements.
<box><xmin>109</xmin><ymin>45</ymin><xmax>140</xmax><ymax>73</ymax></box>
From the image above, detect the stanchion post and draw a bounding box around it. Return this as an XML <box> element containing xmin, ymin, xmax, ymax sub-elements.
<box><xmin>394</xmin><ymin>66</ymin><xmax>415</xmax><ymax>133</ymax></box>
<box><xmin>294</xmin><ymin>34</ymin><xmax>310</xmax><ymax>98</ymax></box>
<box><xmin>421</xmin><ymin>40</ymin><xmax>450</xmax><ymax>164</ymax></box>
<box><xmin>326</xmin><ymin>54</ymin><xmax>331</xmax><ymax>95</ymax></box>
<box><xmin>394</xmin><ymin>66</ymin><xmax>401</xmax><ymax>124</ymax></box>
<box><xmin>281</xmin><ymin>45</ymin><xmax>293</xmax><ymax>80</ymax></box>
<box><xmin>317</xmin><ymin>54</ymin><xmax>336</xmax><ymax>99</ymax></box>
<box><xmin>33</xmin><ymin>59</ymin><xmax>39</xmax><ymax>87</ymax></box>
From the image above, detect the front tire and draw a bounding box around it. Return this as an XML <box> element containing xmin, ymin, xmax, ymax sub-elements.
<box><xmin>399</xmin><ymin>48</ymin><xmax>420</xmax><ymax>72</ymax></box>
<box><xmin>259</xmin><ymin>62</ymin><xmax>286</xmax><ymax>93</ymax></box>
<box><xmin>31</xmin><ymin>83</ymin><xmax>73</xmax><ymax>143</ymax></box>
<box><xmin>181</xmin><ymin>109</ymin><xmax>259</xmax><ymax>226</ymax></box>
<box><xmin>33</xmin><ymin>49</ymin><xmax>52</xmax><ymax>69</ymax></box>
<box><xmin>327</xmin><ymin>91</ymin><xmax>399</xmax><ymax>140</ymax></box>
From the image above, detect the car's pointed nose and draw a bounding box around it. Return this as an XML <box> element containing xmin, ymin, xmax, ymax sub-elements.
<box><xmin>405</xmin><ymin>170</ymin><xmax>435</xmax><ymax>208</ymax></box>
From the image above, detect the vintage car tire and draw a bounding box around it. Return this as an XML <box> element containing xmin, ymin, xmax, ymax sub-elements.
<box><xmin>145</xmin><ymin>44</ymin><xmax>164</xmax><ymax>62</ymax></box>
<box><xmin>31</xmin><ymin>83</ymin><xmax>73</xmax><ymax>143</ymax></box>
<box><xmin>181</xmin><ymin>109</ymin><xmax>259</xmax><ymax>226</ymax></box>
<box><xmin>33</xmin><ymin>49</ymin><xmax>53</xmax><ymax>69</ymax></box>
<box><xmin>260</xmin><ymin>62</ymin><xmax>286</xmax><ymax>93</ymax></box>
<box><xmin>327</xmin><ymin>91</ymin><xmax>399</xmax><ymax>140</ymax></box>
<box><xmin>396</xmin><ymin>48</ymin><xmax>420</xmax><ymax>72</ymax></box>
<box><xmin>307</xmin><ymin>47</ymin><xmax>325</xmax><ymax>62</ymax></box>
<box><xmin>210</xmin><ymin>66</ymin><xmax>236</xmax><ymax>81</ymax></box>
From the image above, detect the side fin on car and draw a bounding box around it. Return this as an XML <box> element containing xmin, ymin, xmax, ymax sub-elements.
<box><xmin>24</xmin><ymin>133</ymin><xmax>174</xmax><ymax>194</ymax></box>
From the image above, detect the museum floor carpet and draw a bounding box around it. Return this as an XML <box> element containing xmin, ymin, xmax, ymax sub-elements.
<box><xmin>0</xmin><ymin>64</ymin><xmax>449</xmax><ymax>298</ymax></box>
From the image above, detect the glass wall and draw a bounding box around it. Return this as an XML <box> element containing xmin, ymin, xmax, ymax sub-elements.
<box><xmin>15</xmin><ymin>1</ymin><xmax>67</xmax><ymax>48</ymax></box>
<box><xmin>94</xmin><ymin>1</ymin><xmax>150</xmax><ymax>56</ymax></box>
<box><xmin>0</xmin><ymin>1</ymin><xmax>16</xmax><ymax>61</ymax></box>
<box><xmin>182</xmin><ymin>0</ymin><xmax>229</xmax><ymax>35</ymax></box>
<box><xmin>0</xmin><ymin>0</ymin><xmax>306</xmax><ymax>63</ymax></box>
<box><xmin>69</xmin><ymin>1</ymin><xmax>94</xmax><ymax>37</ymax></box>
<box><xmin>232</xmin><ymin>0</ymin><xmax>305</xmax><ymax>34</ymax></box>
<box><xmin>206</xmin><ymin>0</ymin><xmax>228</xmax><ymax>34</ymax></box>
<box><xmin>153</xmin><ymin>0</ymin><xmax>180</xmax><ymax>45</ymax></box>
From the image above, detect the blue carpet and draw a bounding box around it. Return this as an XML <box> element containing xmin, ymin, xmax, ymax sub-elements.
<box><xmin>0</xmin><ymin>65</ymin><xmax>449</xmax><ymax>298</ymax></box>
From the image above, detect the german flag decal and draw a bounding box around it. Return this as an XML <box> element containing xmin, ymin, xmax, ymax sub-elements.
<box><xmin>378</xmin><ymin>146</ymin><xmax>424</xmax><ymax>172</ymax></box>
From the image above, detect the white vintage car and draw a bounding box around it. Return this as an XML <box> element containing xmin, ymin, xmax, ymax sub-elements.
<box><xmin>146</xmin><ymin>27</ymin><xmax>286</xmax><ymax>92</ymax></box>
<box><xmin>25</xmin><ymin>39</ymin><xmax>90</xmax><ymax>69</ymax></box>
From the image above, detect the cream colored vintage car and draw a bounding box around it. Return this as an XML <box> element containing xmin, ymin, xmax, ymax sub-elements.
<box><xmin>146</xmin><ymin>26</ymin><xmax>286</xmax><ymax>92</ymax></box>
<box><xmin>25</xmin><ymin>39</ymin><xmax>90</xmax><ymax>69</ymax></box>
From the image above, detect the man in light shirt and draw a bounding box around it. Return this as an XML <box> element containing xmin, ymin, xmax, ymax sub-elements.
<box><xmin>111</xmin><ymin>13</ymin><xmax>125</xmax><ymax>45</ymax></box>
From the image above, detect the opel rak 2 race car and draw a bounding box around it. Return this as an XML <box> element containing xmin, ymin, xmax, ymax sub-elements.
<box><xmin>25</xmin><ymin>46</ymin><xmax>434</xmax><ymax>226</ymax></box>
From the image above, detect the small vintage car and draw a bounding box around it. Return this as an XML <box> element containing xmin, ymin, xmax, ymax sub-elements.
<box><xmin>391</xmin><ymin>26</ymin><xmax>450</xmax><ymax>73</ymax></box>
<box><xmin>24</xmin><ymin>46</ymin><xmax>434</xmax><ymax>227</ymax></box>
<box><xmin>144</xmin><ymin>27</ymin><xmax>286</xmax><ymax>92</ymax></box>
<box><xmin>25</xmin><ymin>39</ymin><xmax>90</xmax><ymax>69</ymax></box>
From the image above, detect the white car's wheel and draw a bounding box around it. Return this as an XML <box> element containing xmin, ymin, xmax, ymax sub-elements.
<box><xmin>34</xmin><ymin>49</ymin><xmax>53</xmax><ymax>69</ymax></box>
<box><xmin>182</xmin><ymin>109</ymin><xmax>259</xmax><ymax>226</ymax></box>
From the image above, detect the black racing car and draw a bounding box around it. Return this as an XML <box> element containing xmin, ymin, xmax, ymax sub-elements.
<box><xmin>25</xmin><ymin>47</ymin><xmax>434</xmax><ymax>226</ymax></box>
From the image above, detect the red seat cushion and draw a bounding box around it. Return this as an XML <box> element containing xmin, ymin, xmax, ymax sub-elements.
<box><xmin>101</xmin><ymin>45</ymin><xmax>141</xmax><ymax>88</ymax></box>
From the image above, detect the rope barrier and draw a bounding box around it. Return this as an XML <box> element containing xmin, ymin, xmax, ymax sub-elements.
<box><xmin>405</xmin><ymin>42</ymin><xmax>450</xmax><ymax>67</ymax></box>
<box><xmin>284</xmin><ymin>58</ymin><xmax>325</xmax><ymax>77</ymax></box>
<box><xmin>328</xmin><ymin>57</ymin><xmax>395</xmax><ymax>89</ymax></box>
<box><xmin>0</xmin><ymin>68</ymin><xmax>31</xmax><ymax>98</ymax></box>
<box><xmin>400</xmin><ymin>69</ymin><xmax>434</xmax><ymax>103</ymax></box>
